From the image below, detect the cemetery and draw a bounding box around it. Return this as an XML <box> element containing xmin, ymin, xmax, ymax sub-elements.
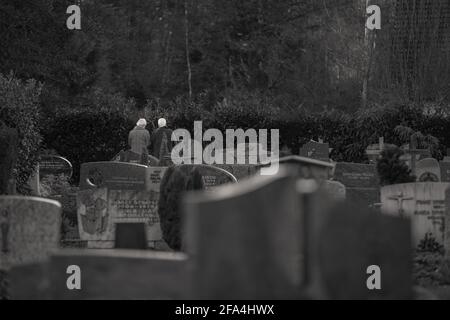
<box><xmin>1</xmin><ymin>0</ymin><xmax>450</xmax><ymax>305</ymax></box>
<box><xmin>2</xmin><ymin>130</ymin><xmax>450</xmax><ymax>300</ymax></box>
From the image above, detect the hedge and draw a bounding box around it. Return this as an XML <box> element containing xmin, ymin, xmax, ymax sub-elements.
<box><xmin>42</xmin><ymin>109</ymin><xmax>134</xmax><ymax>183</ymax></box>
<box><xmin>40</xmin><ymin>92</ymin><xmax>450</xmax><ymax>183</ymax></box>
<box><xmin>0</xmin><ymin>73</ymin><xmax>42</xmax><ymax>194</ymax></box>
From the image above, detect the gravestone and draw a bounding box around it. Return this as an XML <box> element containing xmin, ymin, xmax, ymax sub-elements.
<box><xmin>365</xmin><ymin>137</ymin><xmax>385</xmax><ymax>163</ymax></box>
<box><xmin>260</xmin><ymin>155</ymin><xmax>333</xmax><ymax>181</ymax></box>
<box><xmin>381</xmin><ymin>182</ymin><xmax>450</xmax><ymax>247</ymax></box>
<box><xmin>39</xmin><ymin>155</ymin><xmax>73</xmax><ymax>181</ymax></box>
<box><xmin>0</xmin><ymin>196</ymin><xmax>61</xmax><ymax>270</ymax></box>
<box><xmin>214</xmin><ymin>164</ymin><xmax>258</xmax><ymax>181</ymax></box>
<box><xmin>0</xmin><ymin>124</ymin><xmax>18</xmax><ymax>195</ymax></box>
<box><xmin>445</xmin><ymin>188</ymin><xmax>450</xmax><ymax>257</ymax></box>
<box><xmin>304</xmin><ymin>197</ymin><xmax>412</xmax><ymax>299</ymax></box>
<box><xmin>113</xmin><ymin>150</ymin><xmax>160</xmax><ymax>166</ymax></box>
<box><xmin>48</xmin><ymin>249</ymin><xmax>188</xmax><ymax>299</ymax></box>
<box><xmin>194</xmin><ymin>165</ymin><xmax>237</xmax><ymax>190</ymax></box>
<box><xmin>321</xmin><ymin>180</ymin><xmax>346</xmax><ymax>201</ymax></box>
<box><xmin>299</xmin><ymin>141</ymin><xmax>330</xmax><ymax>162</ymax></box>
<box><xmin>416</xmin><ymin>158</ymin><xmax>441</xmax><ymax>182</ymax></box>
<box><xmin>400</xmin><ymin>146</ymin><xmax>431</xmax><ymax>176</ymax></box>
<box><xmin>334</xmin><ymin>162</ymin><xmax>379</xmax><ymax>207</ymax></box>
<box><xmin>79</xmin><ymin>162</ymin><xmax>147</xmax><ymax>190</ymax></box>
<box><xmin>77</xmin><ymin>165</ymin><xmax>168</xmax><ymax>248</ymax></box>
<box><xmin>440</xmin><ymin>160</ymin><xmax>450</xmax><ymax>182</ymax></box>
<box><xmin>183</xmin><ymin>169</ymin><xmax>302</xmax><ymax>299</ymax></box>
<box><xmin>27</xmin><ymin>165</ymin><xmax>40</xmax><ymax>196</ymax></box>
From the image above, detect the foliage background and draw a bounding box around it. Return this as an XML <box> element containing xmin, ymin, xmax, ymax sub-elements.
<box><xmin>0</xmin><ymin>0</ymin><xmax>449</xmax><ymax>187</ymax></box>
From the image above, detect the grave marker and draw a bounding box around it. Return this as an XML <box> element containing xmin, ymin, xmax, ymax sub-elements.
<box><xmin>334</xmin><ymin>162</ymin><xmax>379</xmax><ymax>207</ymax></box>
<box><xmin>365</xmin><ymin>137</ymin><xmax>385</xmax><ymax>163</ymax></box>
<box><xmin>183</xmin><ymin>169</ymin><xmax>302</xmax><ymax>299</ymax></box>
<box><xmin>0</xmin><ymin>196</ymin><xmax>61</xmax><ymax>270</ymax></box>
<box><xmin>214</xmin><ymin>164</ymin><xmax>258</xmax><ymax>181</ymax></box>
<box><xmin>445</xmin><ymin>188</ymin><xmax>450</xmax><ymax>257</ymax></box>
<box><xmin>381</xmin><ymin>182</ymin><xmax>450</xmax><ymax>247</ymax></box>
<box><xmin>39</xmin><ymin>155</ymin><xmax>73</xmax><ymax>181</ymax></box>
<box><xmin>321</xmin><ymin>180</ymin><xmax>346</xmax><ymax>201</ymax></box>
<box><xmin>261</xmin><ymin>155</ymin><xmax>333</xmax><ymax>181</ymax></box>
<box><xmin>307</xmin><ymin>201</ymin><xmax>412</xmax><ymax>299</ymax></box>
<box><xmin>77</xmin><ymin>166</ymin><xmax>168</xmax><ymax>248</ymax></box>
<box><xmin>300</xmin><ymin>140</ymin><xmax>330</xmax><ymax>162</ymax></box>
<box><xmin>79</xmin><ymin>162</ymin><xmax>147</xmax><ymax>190</ymax></box>
<box><xmin>416</xmin><ymin>158</ymin><xmax>441</xmax><ymax>182</ymax></box>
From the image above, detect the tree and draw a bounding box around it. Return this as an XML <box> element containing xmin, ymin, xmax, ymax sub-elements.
<box><xmin>377</xmin><ymin>145</ymin><xmax>415</xmax><ymax>186</ymax></box>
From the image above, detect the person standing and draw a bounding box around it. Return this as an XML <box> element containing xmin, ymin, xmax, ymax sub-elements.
<box><xmin>128</xmin><ymin>118</ymin><xmax>151</xmax><ymax>163</ymax></box>
<box><xmin>150</xmin><ymin>118</ymin><xmax>174</xmax><ymax>162</ymax></box>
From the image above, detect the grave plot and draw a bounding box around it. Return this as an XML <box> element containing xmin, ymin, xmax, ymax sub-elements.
<box><xmin>77</xmin><ymin>162</ymin><xmax>167</xmax><ymax>249</ymax></box>
<box><xmin>183</xmin><ymin>169</ymin><xmax>302</xmax><ymax>299</ymax></box>
<box><xmin>381</xmin><ymin>182</ymin><xmax>450</xmax><ymax>247</ymax></box>
<box><xmin>334</xmin><ymin>162</ymin><xmax>380</xmax><ymax>207</ymax></box>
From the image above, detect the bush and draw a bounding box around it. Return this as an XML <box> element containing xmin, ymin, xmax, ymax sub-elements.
<box><xmin>0</xmin><ymin>123</ymin><xmax>18</xmax><ymax>194</ymax></box>
<box><xmin>0</xmin><ymin>73</ymin><xmax>42</xmax><ymax>194</ymax></box>
<box><xmin>158</xmin><ymin>165</ymin><xmax>205</xmax><ymax>250</ymax></box>
<box><xmin>377</xmin><ymin>145</ymin><xmax>416</xmax><ymax>186</ymax></box>
<box><xmin>39</xmin><ymin>89</ymin><xmax>450</xmax><ymax>185</ymax></box>
<box><xmin>42</xmin><ymin>109</ymin><xmax>134</xmax><ymax>183</ymax></box>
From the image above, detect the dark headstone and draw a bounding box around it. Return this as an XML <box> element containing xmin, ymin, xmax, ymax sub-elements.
<box><xmin>184</xmin><ymin>169</ymin><xmax>301</xmax><ymax>299</ymax></box>
<box><xmin>334</xmin><ymin>162</ymin><xmax>379</xmax><ymax>207</ymax></box>
<box><xmin>115</xmin><ymin>223</ymin><xmax>147</xmax><ymax>249</ymax></box>
<box><xmin>299</xmin><ymin>141</ymin><xmax>330</xmax><ymax>162</ymax></box>
<box><xmin>39</xmin><ymin>155</ymin><xmax>73</xmax><ymax>180</ymax></box>
<box><xmin>79</xmin><ymin>162</ymin><xmax>147</xmax><ymax>190</ymax></box>
<box><xmin>334</xmin><ymin>162</ymin><xmax>378</xmax><ymax>188</ymax></box>
<box><xmin>303</xmin><ymin>190</ymin><xmax>412</xmax><ymax>299</ymax></box>
<box><xmin>318</xmin><ymin>203</ymin><xmax>412</xmax><ymax>299</ymax></box>
<box><xmin>214</xmin><ymin>164</ymin><xmax>258</xmax><ymax>181</ymax></box>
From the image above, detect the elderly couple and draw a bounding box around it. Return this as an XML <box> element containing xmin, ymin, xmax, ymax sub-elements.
<box><xmin>128</xmin><ymin>118</ymin><xmax>173</xmax><ymax>161</ymax></box>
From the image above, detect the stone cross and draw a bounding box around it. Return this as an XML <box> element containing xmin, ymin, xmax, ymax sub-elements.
<box><xmin>388</xmin><ymin>193</ymin><xmax>414</xmax><ymax>217</ymax></box>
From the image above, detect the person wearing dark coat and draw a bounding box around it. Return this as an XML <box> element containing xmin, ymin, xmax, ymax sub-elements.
<box><xmin>150</xmin><ymin>118</ymin><xmax>174</xmax><ymax>162</ymax></box>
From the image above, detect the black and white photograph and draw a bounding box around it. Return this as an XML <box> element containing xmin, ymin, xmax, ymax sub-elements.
<box><xmin>1</xmin><ymin>0</ymin><xmax>450</xmax><ymax>305</ymax></box>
